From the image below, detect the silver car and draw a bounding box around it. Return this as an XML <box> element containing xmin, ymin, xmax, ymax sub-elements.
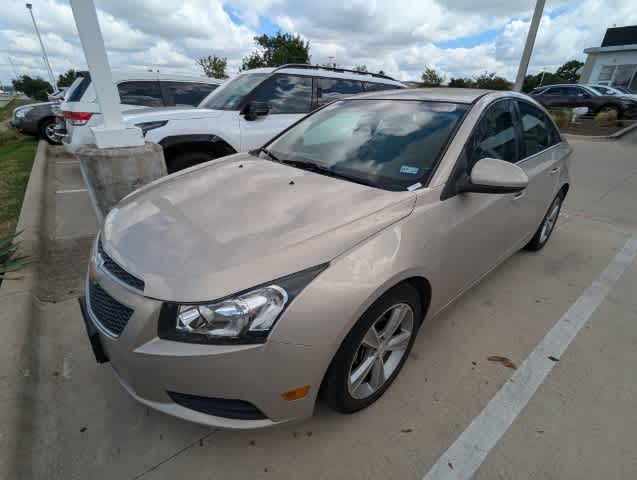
<box><xmin>80</xmin><ymin>88</ymin><xmax>571</xmax><ymax>429</ymax></box>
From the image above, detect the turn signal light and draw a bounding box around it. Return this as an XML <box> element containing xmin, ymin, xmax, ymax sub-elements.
<box><xmin>281</xmin><ymin>385</ymin><xmax>310</xmax><ymax>401</ymax></box>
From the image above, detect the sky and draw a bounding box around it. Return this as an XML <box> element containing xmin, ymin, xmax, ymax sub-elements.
<box><xmin>1</xmin><ymin>0</ymin><xmax>636</xmax><ymax>87</ymax></box>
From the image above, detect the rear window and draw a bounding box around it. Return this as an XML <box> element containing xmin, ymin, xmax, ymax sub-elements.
<box><xmin>317</xmin><ymin>78</ymin><xmax>364</xmax><ymax>103</ymax></box>
<box><xmin>66</xmin><ymin>74</ymin><xmax>91</xmax><ymax>102</ymax></box>
<box><xmin>117</xmin><ymin>81</ymin><xmax>163</xmax><ymax>107</ymax></box>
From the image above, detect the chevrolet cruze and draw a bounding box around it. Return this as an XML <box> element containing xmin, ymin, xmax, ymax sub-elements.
<box><xmin>80</xmin><ymin>88</ymin><xmax>571</xmax><ymax>429</ymax></box>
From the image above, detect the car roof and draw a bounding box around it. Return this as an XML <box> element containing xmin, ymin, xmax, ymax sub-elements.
<box><xmin>241</xmin><ymin>66</ymin><xmax>404</xmax><ymax>86</ymax></box>
<box><xmin>343</xmin><ymin>87</ymin><xmax>498</xmax><ymax>104</ymax></box>
<box><xmin>96</xmin><ymin>70</ymin><xmax>223</xmax><ymax>84</ymax></box>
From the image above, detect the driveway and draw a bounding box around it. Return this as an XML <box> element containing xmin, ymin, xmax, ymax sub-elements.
<box><xmin>7</xmin><ymin>134</ymin><xmax>637</xmax><ymax>480</ymax></box>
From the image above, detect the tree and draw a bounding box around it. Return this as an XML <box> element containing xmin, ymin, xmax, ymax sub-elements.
<box><xmin>448</xmin><ymin>77</ymin><xmax>474</xmax><ymax>88</ymax></box>
<box><xmin>378</xmin><ymin>70</ymin><xmax>386</xmax><ymax>76</ymax></box>
<box><xmin>555</xmin><ymin>60</ymin><xmax>584</xmax><ymax>83</ymax></box>
<box><xmin>354</xmin><ymin>65</ymin><xmax>368</xmax><ymax>73</ymax></box>
<box><xmin>241</xmin><ymin>32</ymin><xmax>310</xmax><ymax>70</ymax></box>
<box><xmin>57</xmin><ymin>69</ymin><xmax>77</xmax><ymax>88</ymax></box>
<box><xmin>421</xmin><ymin>66</ymin><xmax>443</xmax><ymax>87</ymax></box>
<box><xmin>12</xmin><ymin>75</ymin><xmax>52</xmax><ymax>101</ymax></box>
<box><xmin>473</xmin><ymin>72</ymin><xmax>511</xmax><ymax>90</ymax></box>
<box><xmin>197</xmin><ymin>55</ymin><xmax>228</xmax><ymax>79</ymax></box>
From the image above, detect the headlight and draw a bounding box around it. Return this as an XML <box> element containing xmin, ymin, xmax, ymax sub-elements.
<box><xmin>15</xmin><ymin>107</ymin><xmax>33</xmax><ymax>118</ymax></box>
<box><xmin>158</xmin><ymin>264</ymin><xmax>328</xmax><ymax>344</ymax></box>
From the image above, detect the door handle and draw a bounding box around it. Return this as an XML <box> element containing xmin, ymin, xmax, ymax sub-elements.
<box><xmin>550</xmin><ymin>167</ymin><xmax>561</xmax><ymax>175</ymax></box>
<box><xmin>512</xmin><ymin>191</ymin><xmax>525</xmax><ymax>200</ymax></box>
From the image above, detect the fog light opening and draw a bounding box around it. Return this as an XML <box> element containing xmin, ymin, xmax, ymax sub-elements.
<box><xmin>281</xmin><ymin>385</ymin><xmax>310</xmax><ymax>401</ymax></box>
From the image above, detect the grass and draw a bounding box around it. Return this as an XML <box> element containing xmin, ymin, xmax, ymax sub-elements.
<box><xmin>0</xmin><ymin>97</ymin><xmax>33</xmax><ymax>123</ymax></box>
<box><xmin>0</xmin><ymin>136</ymin><xmax>37</xmax><ymax>237</ymax></box>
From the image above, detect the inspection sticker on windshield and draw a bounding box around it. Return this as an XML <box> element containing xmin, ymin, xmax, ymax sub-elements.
<box><xmin>400</xmin><ymin>165</ymin><xmax>420</xmax><ymax>175</ymax></box>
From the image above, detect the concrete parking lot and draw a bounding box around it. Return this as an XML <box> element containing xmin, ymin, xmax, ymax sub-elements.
<box><xmin>4</xmin><ymin>132</ymin><xmax>637</xmax><ymax>479</ymax></box>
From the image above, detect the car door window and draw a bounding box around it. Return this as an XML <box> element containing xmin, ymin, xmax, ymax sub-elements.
<box><xmin>162</xmin><ymin>82</ymin><xmax>218</xmax><ymax>107</ymax></box>
<box><xmin>363</xmin><ymin>82</ymin><xmax>399</xmax><ymax>91</ymax></box>
<box><xmin>544</xmin><ymin>87</ymin><xmax>561</xmax><ymax>96</ymax></box>
<box><xmin>468</xmin><ymin>100</ymin><xmax>517</xmax><ymax>167</ymax></box>
<box><xmin>117</xmin><ymin>81</ymin><xmax>163</xmax><ymax>107</ymax></box>
<box><xmin>251</xmin><ymin>74</ymin><xmax>312</xmax><ymax>114</ymax></box>
<box><xmin>316</xmin><ymin>78</ymin><xmax>364</xmax><ymax>104</ymax></box>
<box><xmin>517</xmin><ymin>101</ymin><xmax>559</xmax><ymax>157</ymax></box>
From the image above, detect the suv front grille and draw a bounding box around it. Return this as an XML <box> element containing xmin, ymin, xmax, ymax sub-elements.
<box><xmin>88</xmin><ymin>281</ymin><xmax>134</xmax><ymax>336</ymax></box>
<box><xmin>98</xmin><ymin>238</ymin><xmax>145</xmax><ymax>291</ymax></box>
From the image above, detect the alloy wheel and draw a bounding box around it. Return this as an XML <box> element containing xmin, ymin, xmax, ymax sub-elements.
<box><xmin>347</xmin><ymin>303</ymin><xmax>414</xmax><ymax>400</ymax></box>
<box><xmin>539</xmin><ymin>197</ymin><xmax>561</xmax><ymax>244</ymax></box>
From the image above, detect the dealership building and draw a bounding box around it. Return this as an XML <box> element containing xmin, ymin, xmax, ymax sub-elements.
<box><xmin>580</xmin><ymin>25</ymin><xmax>637</xmax><ymax>90</ymax></box>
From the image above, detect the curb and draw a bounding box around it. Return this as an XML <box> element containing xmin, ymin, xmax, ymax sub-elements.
<box><xmin>0</xmin><ymin>140</ymin><xmax>47</xmax><ymax>480</ymax></box>
<box><xmin>562</xmin><ymin>121</ymin><xmax>637</xmax><ymax>141</ymax></box>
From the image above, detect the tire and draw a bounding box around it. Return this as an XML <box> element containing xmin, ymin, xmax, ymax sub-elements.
<box><xmin>322</xmin><ymin>283</ymin><xmax>422</xmax><ymax>414</ymax></box>
<box><xmin>166</xmin><ymin>151</ymin><xmax>217</xmax><ymax>173</ymax></box>
<box><xmin>524</xmin><ymin>191</ymin><xmax>564</xmax><ymax>251</ymax></box>
<box><xmin>39</xmin><ymin>117</ymin><xmax>61</xmax><ymax>145</ymax></box>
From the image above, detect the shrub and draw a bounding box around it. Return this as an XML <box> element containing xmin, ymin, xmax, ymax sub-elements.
<box><xmin>0</xmin><ymin>129</ymin><xmax>22</xmax><ymax>146</ymax></box>
<box><xmin>0</xmin><ymin>231</ymin><xmax>29</xmax><ymax>279</ymax></box>
<box><xmin>549</xmin><ymin>109</ymin><xmax>571</xmax><ymax>129</ymax></box>
<box><xmin>594</xmin><ymin>109</ymin><xmax>618</xmax><ymax>125</ymax></box>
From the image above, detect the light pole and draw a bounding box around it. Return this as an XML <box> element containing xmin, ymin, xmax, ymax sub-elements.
<box><xmin>26</xmin><ymin>3</ymin><xmax>57</xmax><ymax>91</ymax></box>
<box><xmin>513</xmin><ymin>0</ymin><xmax>545</xmax><ymax>92</ymax></box>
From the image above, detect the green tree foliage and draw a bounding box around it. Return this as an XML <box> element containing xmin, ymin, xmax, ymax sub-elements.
<box><xmin>472</xmin><ymin>72</ymin><xmax>512</xmax><ymax>90</ymax></box>
<box><xmin>421</xmin><ymin>66</ymin><xmax>444</xmax><ymax>87</ymax></box>
<box><xmin>241</xmin><ymin>32</ymin><xmax>310</xmax><ymax>70</ymax></box>
<box><xmin>555</xmin><ymin>60</ymin><xmax>584</xmax><ymax>83</ymax></box>
<box><xmin>57</xmin><ymin>69</ymin><xmax>77</xmax><ymax>88</ymax></box>
<box><xmin>11</xmin><ymin>75</ymin><xmax>52</xmax><ymax>101</ymax></box>
<box><xmin>448</xmin><ymin>77</ymin><xmax>474</xmax><ymax>88</ymax></box>
<box><xmin>197</xmin><ymin>55</ymin><xmax>228</xmax><ymax>79</ymax></box>
<box><xmin>354</xmin><ymin>65</ymin><xmax>368</xmax><ymax>73</ymax></box>
<box><xmin>522</xmin><ymin>59</ymin><xmax>585</xmax><ymax>92</ymax></box>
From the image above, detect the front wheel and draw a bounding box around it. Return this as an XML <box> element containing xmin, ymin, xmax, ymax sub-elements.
<box><xmin>524</xmin><ymin>191</ymin><xmax>564</xmax><ymax>251</ymax></box>
<box><xmin>39</xmin><ymin>118</ymin><xmax>61</xmax><ymax>145</ymax></box>
<box><xmin>322</xmin><ymin>283</ymin><xmax>421</xmax><ymax>413</ymax></box>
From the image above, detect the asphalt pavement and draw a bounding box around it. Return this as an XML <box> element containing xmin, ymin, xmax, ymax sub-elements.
<box><xmin>4</xmin><ymin>133</ymin><xmax>637</xmax><ymax>480</ymax></box>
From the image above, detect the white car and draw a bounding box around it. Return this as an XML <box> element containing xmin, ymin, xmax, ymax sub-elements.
<box><xmin>586</xmin><ymin>84</ymin><xmax>637</xmax><ymax>101</ymax></box>
<box><xmin>122</xmin><ymin>65</ymin><xmax>405</xmax><ymax>172</ymax></box>
<box><xmin>58</xmin><ymin>71</ymin><xmax>223</xmax><ymax>153</ymax></box>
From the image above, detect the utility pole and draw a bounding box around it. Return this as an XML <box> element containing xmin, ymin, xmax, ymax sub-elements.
<box><xmin>513</xmin><ymin>0</ymin><xmax>545</xmax><ymax>92</ymax></box>
<box><xmin>25</xmin><ymin>3</ymin><xmax>57</xmax><ymax>91</ymax></box>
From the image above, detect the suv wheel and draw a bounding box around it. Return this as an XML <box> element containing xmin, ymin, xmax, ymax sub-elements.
<box><xmin>322</xmin><ymin>283</ymin><xmax>421</xmax><ymax>413</ymax></box>
<box><xmin>39</xmin><ymin>118</ymin><xmax>61</xmax><ymax>145</ymax></box>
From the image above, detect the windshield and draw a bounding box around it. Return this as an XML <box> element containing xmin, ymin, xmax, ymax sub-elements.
<box><xmin>264</xmin><ymin>99</ymin><xmax>468</xmax><ymax>191</ymax></box>
<box><xmin>198</xmin><ymin>73</ymin><xmax>268</xmax><ymax>110</ymax></box>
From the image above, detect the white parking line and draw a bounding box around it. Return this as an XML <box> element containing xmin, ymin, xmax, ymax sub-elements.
<box><xmin>422</xmin><ymin>236</ymin><xmax>637</xmax><ymax>480</ymax></box>
<box><xmin>56</xmin><ymin>188</ymin><xmax>88</xmax><ymax>194</ymax></box>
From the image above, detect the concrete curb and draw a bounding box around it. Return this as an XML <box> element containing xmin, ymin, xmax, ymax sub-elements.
<box><xmin>562</xmin><ymin>121</ymin><xmax>637</xmax><ymax>141</ymax></box>
<box><xmin>0</xmin><ymin>140</ymin><xmax>47</xmax><ymax>479</ymax></box>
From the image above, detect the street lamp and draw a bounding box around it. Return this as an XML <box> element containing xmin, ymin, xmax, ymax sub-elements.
<box><xmin>25</xmin><ymin>2</ymin><xmax>57</xmax><ymax>91</ymax></box>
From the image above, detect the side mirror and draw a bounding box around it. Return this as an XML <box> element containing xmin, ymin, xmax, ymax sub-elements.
<box><xmin>243</xmin><ymin>101</ymin><xmax>270</xmax><ymax>121</ymax></box>
<box><xmin>458</xmin><ymin>158</ymin><xmax>528</xmax><ymax>194</ymax></box>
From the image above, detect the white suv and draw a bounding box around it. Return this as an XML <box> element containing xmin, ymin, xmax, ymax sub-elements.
<box><xmin>121</xmin><ymin>65</ymin><xmax>405</xmax><ymax>172</ymax></box>
<box><xmin>58</xmin><ymin>71</ymin><xmax>223</xmax><ymax>153</ymax></box>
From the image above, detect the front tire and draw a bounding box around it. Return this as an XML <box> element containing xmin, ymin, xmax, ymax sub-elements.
<box><xmin>322</xmin><ymin>283</ymin><xmax>422</xmax><ymax>414</ymax></box>
<box><xmin>524</xmin><ymin>191</ymin><xmax>564</xmax><ymax>251</ymax></box>
<box><xmin>39</xmin><ymin>117</ymin><xmax>61</xmax><ymax>145</ymax></box>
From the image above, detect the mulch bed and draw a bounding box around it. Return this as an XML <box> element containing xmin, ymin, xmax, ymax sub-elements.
<box><xmin>560</xmin><ymin>118</ymin><xmax>637</xmax><ymax>136</ymax></box>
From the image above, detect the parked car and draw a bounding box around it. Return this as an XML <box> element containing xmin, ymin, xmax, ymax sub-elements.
<box><xmin>79</xmin><ymin>88</ymin><xmax>571</xmax><ymax>428</ymax></box>
<box><xmin>586</xmin><ymin>83</ymin><xmax>637</xmax><ymax>101</ymax></box>
<box><xmin>121</xmin><ymin>64</ymin><xmax>406</xmax><ymax>173</ymax></box>
<box><xmin>529</xmin><ymin>83</ymin><xmax>637</xmax><ymax>118</ymax></box>
<box><xmin>11</xmin><ymin>101</ymin><xmax>63</xmax><ymax>144</ymax></box>
<box><xmin>59</xmin><ymin>71</ymin><xmax>223</xmax><ymax>153</ymax></box>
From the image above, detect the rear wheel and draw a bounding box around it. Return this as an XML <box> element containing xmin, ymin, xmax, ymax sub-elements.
<box><xmin>322</xmin><ymin>283</ymin><xmax>421</xmax><ymax>413</ymax></box>
<box><xmin>166</xmin><ymin>151</ymin><xmax>216</xmax><ymax>173</ymax></box>
<box><xmin>39</xmin><ymin>117</ymin><xmax>61</xmax><ymax>145</ymax></box>
<box><xmin>524</xmin><ymin>191</ymin><xmax>564</xmax><ymax>251</ymax></box>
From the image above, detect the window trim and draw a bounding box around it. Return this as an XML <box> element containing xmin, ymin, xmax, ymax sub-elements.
<box><xmin>514</xmin><ymin>99</ymin><xmax>563</xmax><ymax>163</ymax></box>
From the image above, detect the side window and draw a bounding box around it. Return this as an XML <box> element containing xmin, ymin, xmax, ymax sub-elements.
<box><xmin>317</xmin><ymin>78</ymin><xmax>364</xmax><ymax>103</ymax></box>
<box><xmin>251</xmin><ymin>75</ymin><xmax>312</xmax><ymax>114</ymax></box>
<box><xmin>517</xmin><ymin>101</ymin><xmax>558</xmax><ymax>157</ymax></box>
<box><xmin>117</xmin><ymin>81</ymin><xmax>163</xmax><ymax>107</ymax></box>
<box><xmin>544</xmin><ymin>87</ymin><xmax>560</xmax><ymax>96</ymax></box>
<box><xmin>468</xmin><ymin>101</ymin><xmax>517</xmax><ymax>167</ymax></box>
<box><xmin>162</xmin><ymin>82</ymin><xmax>218</xmax><ymax>107</ymax></box>
<box><xmin>363</xmin><ymin>82</ymin><xmax>400</xmax><ymax>92</ymax></box>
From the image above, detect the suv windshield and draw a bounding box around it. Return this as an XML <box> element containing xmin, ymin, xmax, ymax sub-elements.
<box><xmin>199</xmin><ymin>73</ymin><xmax>268</xmax><ymax>110</ymax></box>
<box><xmin>264</xmin><ymin>99</ymin><xmax>468</xmax><ymax>191</ymax></box>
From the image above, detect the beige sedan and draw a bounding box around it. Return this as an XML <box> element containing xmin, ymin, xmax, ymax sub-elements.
<box><xmin>80</xmin><ymin>88</ymin><xmax>571</xmax><ymax>429</ymax></box>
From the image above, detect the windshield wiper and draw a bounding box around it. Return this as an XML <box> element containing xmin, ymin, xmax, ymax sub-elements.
<box><xmin>259</xmin><ymin>147</ymin><xmax>280</xmax><ymax>162</ymax></box>
<box><xmin>278</xmin><ymin>158</ymin><xmax>380</xmax><ymax>188</ymax></box>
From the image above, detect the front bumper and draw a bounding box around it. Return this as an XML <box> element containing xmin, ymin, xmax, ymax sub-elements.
<box><xmin>79</xmin><ymin>267</ymin><xmax>325</xmax><ymax>429</ymax></box>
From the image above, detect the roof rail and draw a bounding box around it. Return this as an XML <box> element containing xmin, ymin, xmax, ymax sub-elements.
<box><xmin>270</xmin><ymin>64</ymin><xmax>398</xmax><ymax>82</ymax></box>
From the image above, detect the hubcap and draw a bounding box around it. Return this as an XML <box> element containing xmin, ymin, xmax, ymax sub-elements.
<box><xmin>45</xmin><ymin>123</ymin><xmax>57</xmax><ymax>141</ymax></box>
<box><xmin>347</xmin><ymin>303</ymin><xmax>414</xmax><ymax>400</ymax></box>
<box><xmin>539</xmin><ymin>198</ymin><xmax>561</xmax><ymax>243</ymax></box>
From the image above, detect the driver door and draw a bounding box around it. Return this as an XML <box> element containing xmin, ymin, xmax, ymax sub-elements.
<box><xmin>239</xmin><ymin>74</ymin><xmax>313</xmax><ymax>151</ymax></box>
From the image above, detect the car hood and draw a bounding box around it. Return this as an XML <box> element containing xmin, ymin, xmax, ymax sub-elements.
<box><xmin>102</xmin><ymin>154</ymin><xmax>416</xmax><ymax>302</ymax></box>
<box><xmin>123</xmin><ymin>106</ymin><xmax>226</xmax><ymax>125</ymax></box>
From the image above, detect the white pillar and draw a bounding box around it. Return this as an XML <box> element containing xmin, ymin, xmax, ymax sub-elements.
<box><xmin>513</xmin><ymin>0</ymin><xmax>545</xmax><ymax>92</ymax></box>
<box><xmin>69</xmin><ymin>0</ymin><xmax>143</xmax><ymax>149</ymax></box>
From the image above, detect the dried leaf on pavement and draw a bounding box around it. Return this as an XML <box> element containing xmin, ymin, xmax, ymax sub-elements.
<box><xmin>487</xmin><ymin>355</ymin><xmax>517</xmax><ymax>369</ymax></box>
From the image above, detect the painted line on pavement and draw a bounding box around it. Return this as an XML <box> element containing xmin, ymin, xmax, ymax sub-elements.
<box><xmin>423</xmin><ymin>236</ymin><xmax>637</xmax><ymax>480</ymax></box>
<box><xmin>56</xmin><ymin>188</ymin><xmax>88</xmax><ymax>194</ymax></box>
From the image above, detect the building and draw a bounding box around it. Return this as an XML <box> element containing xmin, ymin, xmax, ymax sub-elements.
<box><xmin>580</xmin><ymin>25</ymin><xmax>637</xmax><ymax>90</ymax></box>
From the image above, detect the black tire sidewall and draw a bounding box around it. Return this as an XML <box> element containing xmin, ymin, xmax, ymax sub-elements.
<box><xmin>525</xmin><ymin>191</ymin><xmax>563</xmax><ymax>251</ymax></box>
<box><xmin>39</xmin><ymin>118</ymin><xmax>60</xmax><ymax>145</ymax></box>
<box><xmin>323</xmin><ymin>283</ymin><xmax>422</xmax><ymax>413</ymax></box>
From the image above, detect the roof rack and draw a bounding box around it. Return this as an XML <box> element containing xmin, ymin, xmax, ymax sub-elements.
<box><xmin>271</xmin><ymin>64</ymin><xmax>398</xmax><ymax>82</ymax></box>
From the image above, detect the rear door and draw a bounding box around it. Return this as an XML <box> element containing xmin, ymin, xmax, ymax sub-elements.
<box><xmin>510</xmin><ymin>100</ymin><xmax>563</xmax><ymax>243</ymax></box>
<box><xmin>238</xmin><ymin>74</ymin><xmax>313</xmax><ymax>150</ymax></box>
<box><xmin>537</xmin><ymin>86</ymin><xmax>564</xmax><ymax>108</ymax></box>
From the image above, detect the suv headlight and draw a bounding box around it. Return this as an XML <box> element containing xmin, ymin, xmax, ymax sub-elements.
<box><xmin>158</xmin><ymin>264</ymin><xmax>327</xmax><ymax>344</ymax></box>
